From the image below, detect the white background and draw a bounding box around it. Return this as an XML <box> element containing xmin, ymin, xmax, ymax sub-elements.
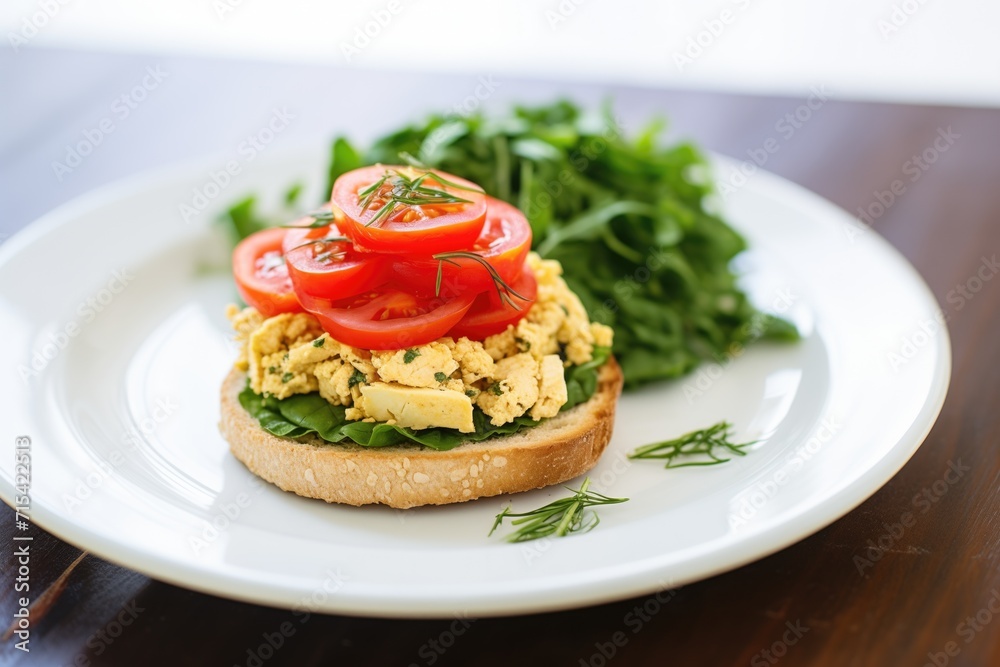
<box><xmin>3</xmin><ymin>0</ymin><xmax>1000</xmax><ymax>108</ymax></box>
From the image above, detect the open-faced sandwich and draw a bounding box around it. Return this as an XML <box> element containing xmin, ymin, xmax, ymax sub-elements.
<box><xmin>219</xmin><ymin>165</ymin><xmax>621</xmax><ymax>508</ymax></box>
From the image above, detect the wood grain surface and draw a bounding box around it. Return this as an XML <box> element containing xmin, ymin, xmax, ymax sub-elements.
<box><xmin>1</xmin><ymin>48</ymin><xmax>998</xmax><ymax>667</ymax></box>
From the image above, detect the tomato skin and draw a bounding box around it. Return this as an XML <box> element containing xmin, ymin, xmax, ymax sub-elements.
<box><xmin>282</xmin><ymin>216</ymin><xmax>392</xmax><ymax>301</ymax></box>
<box><xmin>448</xmin><ymin>265</ymin><xmax>538</xmax><ymax>340</ymax></box>
<box><xmin>233</xmin><ymin>228</ymin><xmax>301</xmax><ymax>317</ymax></box>
<box><xmin>332</xmin><ymin>165</ymin><xmax>487</xmax><ymax>254</ymax></box>
<box><xmin>391</xmin><ymin>197</ymin><xmax>533</xmax><ymax>299</ymax></box>
<box><xmin>306</xmin><ymin>288</ymin><xmax>476</xmax><ymax>350</ymax></box>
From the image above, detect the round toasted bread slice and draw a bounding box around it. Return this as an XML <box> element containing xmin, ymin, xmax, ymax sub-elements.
<box><xmin>219</xmin><ymin>357</ymin><xmax>623</xmax><ymax>508</ymax></box>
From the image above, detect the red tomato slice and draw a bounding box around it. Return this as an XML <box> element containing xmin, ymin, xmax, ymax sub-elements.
<box><xmin>282</xmin><ymin>215</ymin><xmax>392</xmax><ymax>301</ymax></box>
<box><xmin>332</xmin><ymin>165</ymin><xmax>487</xmax><ymax>254</ymax></box>
<box><xmin>233</xmin><ymin>228</ymin><xmax>301</xmax><ymax>317</ymax></box>
<box><xmin>306</xmin><ymin>288</ymin><xmax>476</xmax><ymax>350</ymax></box>
<box><xmin>392</xmin><ymin>196</ymin><xmax>532</xmax><ymax>299</ymax></box>
<box><xmin>448</xmin><ymin>264</ymin><xmax>538</xmax><ymax>340</ymax></box>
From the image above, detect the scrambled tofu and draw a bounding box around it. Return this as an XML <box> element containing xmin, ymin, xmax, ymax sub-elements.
<box><xmin>372</xmin><ymin>343</ymin><xmax>459</xmax><ymax>389</ymax></box>
<box><xmin>242</xmin><ymin>311</ymin><xmax>325</xmax><ymax>399</ymax></box>
<box><xmin>531</xmin><ymin>354</ymin><xmax>569</xmax><ymax>421</ymax></box>
<box><xmin>228</xmin><ymin>253</ymin><xmax>613</xmax><ymax>432</ymax></box>
<box><xmin>357</xmin><ymin>383</ymin><xmax>475</xmax><ymax>433</ymax></box>
<box><xmin>476</xmin><ymin>353</ymin><xmax>540</xmax><ymax>426</ymax></box>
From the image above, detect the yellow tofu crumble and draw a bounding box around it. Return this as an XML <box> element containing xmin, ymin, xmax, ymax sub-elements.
<box><xmin>228</xmin><ymin>253</ymin><xmax>613</xmax><ymax>432</ymax></box>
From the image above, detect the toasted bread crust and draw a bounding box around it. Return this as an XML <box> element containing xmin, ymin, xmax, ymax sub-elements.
<box><xmin>219</xmin><ymin>358</ymin><xmax>623</xmax><ymax>508</ymax></box>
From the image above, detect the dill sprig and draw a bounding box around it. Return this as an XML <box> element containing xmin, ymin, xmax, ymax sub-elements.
<box><xmin>281</xmin><ymin>209</ymin><xmax>337</xmax><ymax>229</ymax></box>
<box><xmin>396</xmin><ymin>153</ymin><xmax>485</xmax><ymax>194</ymax></box>
<box><xmin>284</xmin><ymin>235</ymin><xmax>350</xmax><ymax>254</ymax></box>
<box><xmin>432</xmin><ymin>251</ymin><xmax>529</xmax><ymax>309</ymax></box>
<box><xmin>628</xmin><ymin>421</ymin><xmax>755</xmax><ymax>468</ymax></box>
<box><xmin>488</xmin><ymin>478</ymin><xmax>628</xmax><ymax>543</ymax></box>
<box><xmin>357</xmin><ymin>168</ymin><xmax>481</xmax><ymax>227</ymax></box>
<box><xmin>281</xmin><ymin>210</ymin><xmax>351</xmax><ymax>258</ymax></box>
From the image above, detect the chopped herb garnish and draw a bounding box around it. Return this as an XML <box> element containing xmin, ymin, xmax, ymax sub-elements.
<box><xmin>284</xmin><ymin>235</ymin><xmax>350</xmax><ymax>251</ymax></box>
<box><xmin>314</xmin><ymin>250</ymin><xmax>346</xmax><ymax>264</ymax></box>
<box><xmin>348</xmin><ymin>368</ymin><xmax>367</xmax><ymax>389</ymax></box>
<box><xmin>268</xmin><ymin>366</ymin><xmax>279</xmax><ymax>375</ymax></box>
<box><xmin>432</xmin><ymin>251</ymin><xmax>528</xmax><ymax>309</ymax></box>
<box><xmin>489</xmin><ymin>383</ymin><xmax>504</xmax><ymax>396</ymax></box>
<box><xmin>489</xmin><ymin>477</ymin><xmax>628</xmax><ymax>542</ymax></box>
<box><xmin>309</xmin><ymin>209</ymin><xmax>336</xmax><ymax>221</ymax></box>
<box><xmin>628</xmin><ymin>421</ymin><xmax>755</xmax><ymax>468</ymax></box>
<box><xmin>465</xmin><ymin>389</ymin><xmax>478</xmax><ymax>397</ymax></box>
<box><xmin>515</xmin><ymin>336</ymin><xmax>531</xmax><ymax>351</ymax></box>
<box><xmin>280</xmin><ymin>209</ymin><xmax>337</xmax><ymax>229</ymax></box>
<box><xmin>312</xmin><ymin>337</ymin><xmax>326</xmax><ymax>348</ymax></box>
<box><xmin>357</xmin><ymin>168</ymin><xmax>481</xmax><ymax>228</ymax></box>
<box><xmin>281</xmin><ymin>372</ymin><xmax>294</xmax><ymax>383</ymax></box>
<box><xmin>434</xmin><ymin>372</ymin><xmax>448</xmax><ymax>383</ymax></box>
<box><xmin>403</xmin><ymin>348</ymin><xmax>420</xmax><ymax>364</ymax></box>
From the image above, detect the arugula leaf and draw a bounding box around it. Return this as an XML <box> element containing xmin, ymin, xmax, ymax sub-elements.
<box><xmin>220</xmin><ymin>196</ymin><xmax>270</xmax><ymax>245</ymax></box>
<box><xmin>324</xmin><ymin>137</ymin><xmax>363</xmax><ymax>199</ymax></box>
<box><xmin>239</xmin><ymin>350</ymin><xmax>609</xmax><ymax>450</ymax></box>
<box><xmin>565</xmin><ymin>346</ymin><xmax>610</xmax><ymax>409</ymax></box>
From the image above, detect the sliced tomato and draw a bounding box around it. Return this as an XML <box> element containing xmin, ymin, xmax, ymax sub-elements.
<box><xmin>282</xmin><ymin>215</ymin><xmax>392</xmax><ymax>301</ymax></box>
<box><xmin>233</xmin><ymin>227</ymin><xmax>301</xmax><ymax>317</ymax></box>
<box><xmin>306</xmin><ymin>287</ymin><xmax>476</xmax><ymax>349</ymax></box>
<box><xmin>332</xmin><ymin>165</ymin><xmax>487</xmax><ymax>254</ymax></box>
<box><xmin>448</xmin><ymin>265</ymin><xmax>538</xmax><ymax>340</ymax></box>
<box><xmin>392</xmin><ymin>196</ymin><xmax>532</xmax><ymax>299</ymax></box>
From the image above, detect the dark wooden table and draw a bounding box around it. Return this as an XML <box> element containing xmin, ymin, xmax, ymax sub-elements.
<box><xmin>2</xmin><ymin>48</ymin><xmax>999</xmax><ymax>667</ymax></box>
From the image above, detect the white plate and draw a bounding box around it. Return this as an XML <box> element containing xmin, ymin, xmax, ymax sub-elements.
<box><xmin>0</xmin><ymin>147</ymin><xmax>950</xmax><ymax>618</ymax></box>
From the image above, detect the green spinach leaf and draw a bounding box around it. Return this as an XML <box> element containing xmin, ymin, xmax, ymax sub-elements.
<box><xmin>238</xmin><ymin>349</ymin><xmax>609</xmax><ymax>450</ymax></box>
